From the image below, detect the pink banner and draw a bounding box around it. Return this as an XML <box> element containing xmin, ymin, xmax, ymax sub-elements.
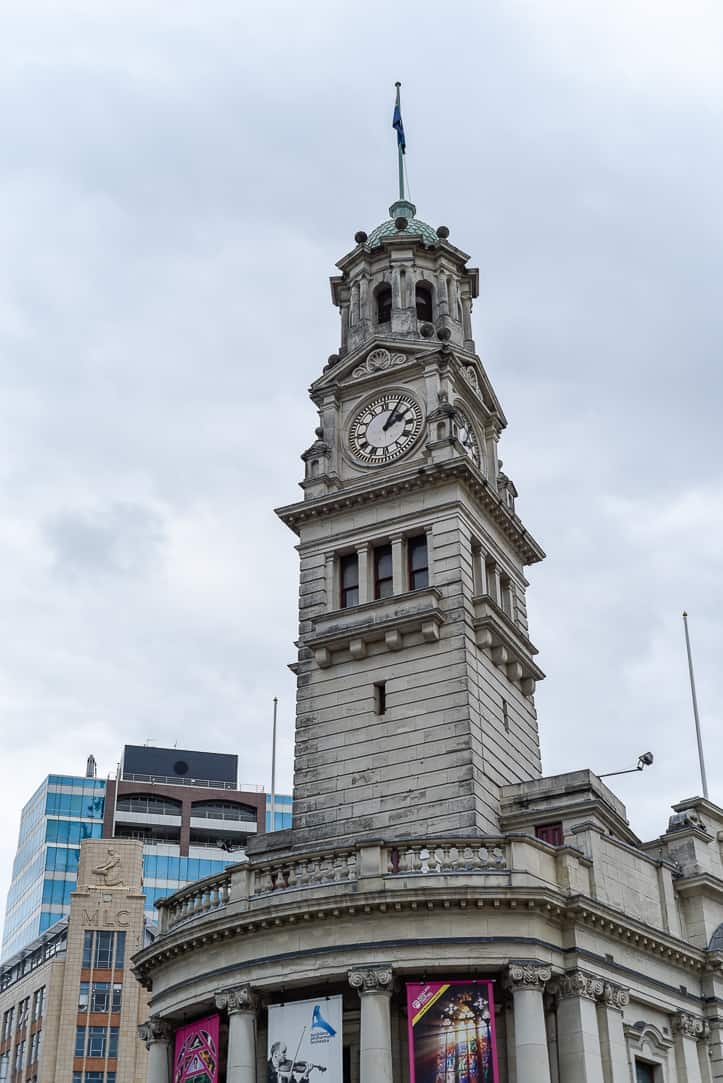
<box><xmin>407</xmin><ymin>981</ymin><xmax>499</xmax><ymax>1083</ymax></box>
<box><xmin>173</xmin><ymin>1013</ymin><xmax>220</xmax><ymax>1083</ymax></box>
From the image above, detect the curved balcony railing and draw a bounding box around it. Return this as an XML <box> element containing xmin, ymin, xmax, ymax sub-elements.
<box><xmin>153</xmin><ymin>836</ymin><xmax>521</xmax><ymax>934</ymax></box>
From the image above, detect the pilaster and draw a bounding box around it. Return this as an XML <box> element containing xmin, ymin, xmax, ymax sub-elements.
<box><xmin>597</xmin><ymin>982</ymin><xmax>630</xmax><ymax>1083</ymax></box>
<box><xmin>556</xmin><ymin>971</ymin><xmax>605</xmax><ymax>1083</ymax></box>
<box><xmin>674</xmin><ymin>1012</ymin><xmax>707</xmax><ymax>1083</ymax></box>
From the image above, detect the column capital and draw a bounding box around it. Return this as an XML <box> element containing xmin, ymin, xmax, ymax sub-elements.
<box><xmin>602</xmin><ymin>981</ymin><xmax>630</xmax><ymax>1012</ymax></box>
<box><xmin>558</xmin><ymin>970</ymin><xmax>605</xmax><ymax>1002</ymax></box>
<box><xmin>215</xmin><ymin>984</ymin><xmax>259</xmax><ymax>1015</ymax></box>
<box><xmin>138</xmin><ymin>1016</ymin><xmax>173</xmax><ymax>1047</ymax></box>
<box><xmin>674</xmin><ymin>1011</ymin><xmax>709</xmax><ymax>1040</ymax></box>
<box><xmin>507</xmin><ymin>962</ymin><xmax>552</xmax><ymax>991</ymax></box>
<box><xmin>348</xmin><ymin>965</ymin><xmax>394</xmax><ymax>995</ymax></box>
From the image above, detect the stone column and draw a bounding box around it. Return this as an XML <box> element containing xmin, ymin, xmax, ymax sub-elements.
<box><xmin>216</xmin><ymin>986</ymin><xmax>258</xmax><ymax>1083</ymax></box>
<box><xmin>138</xmin><ymin>1017</ymin><xmax>173</xmax><ymax>1083</ymax></box>
<box><xmin>390</xmin><ymin>535</ymin><xmax>405</xmax><ymax>594</ymax></box>
<box><xmin>556</xmin><ymin>971</ymin><xmax>605</xmax><ymax>1083</ymax></box>
<box><xmin>597</xmin><ymin>982</ymin><xmax>630</xmax><ymax>1083</ymax></box>
<box><xmin>674</xmin><ymin>1013</ymin><xmax>706</xmax><ymax>1083</ymax></box>
<box><xmin>508</xmin><ymin>963</ymin><xmax>553</xmax><ymax>1083</ymax></box>
<box><xmin>349</xmin><ymin>966</ymin><xmax>394</xmax><ymax>1083</ymax></box>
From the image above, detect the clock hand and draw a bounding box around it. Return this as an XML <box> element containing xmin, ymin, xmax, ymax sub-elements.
<box><xmin>383</xmin><ymin>399</ymin><xmax>403</xmax><ymax>431</ymax></box>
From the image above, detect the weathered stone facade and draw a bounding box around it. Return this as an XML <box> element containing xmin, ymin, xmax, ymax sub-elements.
<box><xmin>131</xmin><ymin>201</ymin><xmax>723</xmax><ymax>1083</ymax></box>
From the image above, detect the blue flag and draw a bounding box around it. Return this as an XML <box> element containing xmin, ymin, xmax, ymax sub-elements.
<box><xmin>393</xmin><ymin>100</ymin><xmax>406</xmax><ymax>154</ymax></box>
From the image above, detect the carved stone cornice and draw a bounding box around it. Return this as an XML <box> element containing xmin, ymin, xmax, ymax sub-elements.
<box><xmin>558</xmin><ymin>971</ymin><xmax>605</xmax><ymax>1002</ymax></box>
<box><xmin>215</xmin><ymin>984</ymin><xmax>258</xmax><ymax>1015</ymax></box>
<box><xmin>507</xmin><ymin>963</ymin><xmax>552</xmax><ymax>991</ymax></box>
<box><xmin>138</xmin><ymin>1017</ymin><xmax>173</xmax><ymax>1047</ymax></box>
<box><xmin>602</xmin><ymin>982</ymin><xmax>630</xmax><ymax>1012</ymax></box>
<box><xmin>674</xmin><ymin>1012</ymin><xmax>709</xmax><ymax>1040</ymax></box>
<box><xmin>348</xmin><ymin>965</ymin><xmax>394</xmax><ymax>995</ymax></box>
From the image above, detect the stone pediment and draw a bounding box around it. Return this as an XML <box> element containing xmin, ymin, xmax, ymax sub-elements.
<box><xmin>310</xmin><ymin>341</ymin><xmax>434</xmax><ymax>397</ymax></box>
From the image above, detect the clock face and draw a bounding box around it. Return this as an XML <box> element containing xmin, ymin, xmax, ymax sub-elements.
<box><xmin>348</xmin><ymin>392</ymin><xmax>423</xmax><ymax>465</ymax></box>
<box><xmin>455</xmin><ymin>407</ymin><xmax>481</xmax><ymax>465</ymax></box>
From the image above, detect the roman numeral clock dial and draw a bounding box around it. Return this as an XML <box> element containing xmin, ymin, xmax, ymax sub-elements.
<box><xmin>348</xmin><ymin>392</ymin><xmax>423</xmax><ymax>465</ymax></box>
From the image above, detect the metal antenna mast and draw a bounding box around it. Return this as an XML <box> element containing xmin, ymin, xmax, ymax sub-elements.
<box><xmin>682</xmin><ymin>611</ymin><xmax>709</xmax><ymax>800</ymax></box>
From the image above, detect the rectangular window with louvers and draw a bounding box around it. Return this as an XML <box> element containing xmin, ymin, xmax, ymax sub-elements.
<box><xmin>374</xmin><ymin>545</ymin><xmax>393</xmax><ymax>599</ymax></box>
<box><xmin>339</xmin><ymin>554</ymin><xmax>359</xmax><ymax>609</ymax></box>
<box><xmin>408</xmin><ymin>535</ymin><xmax>429</xmax><ymax>590</ymax></box>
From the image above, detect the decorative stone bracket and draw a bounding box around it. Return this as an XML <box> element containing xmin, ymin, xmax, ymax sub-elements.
<box><xmin>473</xmin><ymin>594</ymin><xmax>544</xmax><ymax>697</ymax></box>
<box><xmin>307</xmin><ymin>587</ymin><xmax>445</xmax><ymax>669</ymax></box>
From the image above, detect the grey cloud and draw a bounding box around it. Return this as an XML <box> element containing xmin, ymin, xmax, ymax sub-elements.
<box><xmin>44</xmin><ymin>502</ymin><xmax>165</xmax><ymax>578</ymax></box>
<box><xmin>1</xmin><ymin>0</ymin><xmax>722</xmax><ymax>921</ymax></box>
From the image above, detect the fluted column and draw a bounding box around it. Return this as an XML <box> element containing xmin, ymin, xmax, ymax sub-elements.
<box><xmin>215</xmin><ymin>986</ymin><xmax>258</xmax><ymax>1083</ymax></box>
<box><xmin>674</xmin><ymin>1012</ymin><xmax>707</xmax><ymax>1083</ymax></box>
<box><xmin>138</xmin><ymin>1017</ymin><xmax>173</xmax><ymax>1083</ymax></box>
<box><xmin>556</xmin><ymin>972</ymin><xmax>604</xmax><ymax>1083</ymax></box>
<box><xmin>508</xmin><ymin>963</ymin><xmax>552</xmax><ymax>1083</ymax></box>
<box><xmin>349</xmin><ymin>966</ymin><xmax>394</xmax><ymax>1083</ymax></box>
<box><xmin>598</xmin><ymin>982</ymin><xmax>630</xmax><ymax>1083</ymax></box>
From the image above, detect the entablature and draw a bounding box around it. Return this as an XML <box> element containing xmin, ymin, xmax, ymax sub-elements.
<box><xmin>276</xmin><ymin>459</ymin><xmax>545</xmax><ymax>565</ymax></box>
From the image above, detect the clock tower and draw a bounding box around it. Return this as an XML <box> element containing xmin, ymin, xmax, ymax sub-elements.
<box><xmin>276</xmin><ymin>195</ymin><xmax>545</xmax><ymax>845</ymax></box>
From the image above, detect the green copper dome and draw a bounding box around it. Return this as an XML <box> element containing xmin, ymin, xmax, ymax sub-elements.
<box><xmin>367</xmin><ymin>200</ymin><xmax>439</xmax><ymax>249</ymax></box>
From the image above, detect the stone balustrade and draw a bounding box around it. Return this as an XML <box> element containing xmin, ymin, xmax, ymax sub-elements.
<box><xmin>386</xmin><ymin>839</ymin><xmax>508</xmax><ymax>874</ymax></box>
<box><xmin>158</xmin><ymin>869</ymin><xmax>232</xmax><ymax>932</ymax></box>
<box><xmin>251</xmin><ymin>847</ymin><xmax>358</xmax><ymax>896</ymax></box>
<box><xmin>153</xmin><ymin>836</ymin><xmax>517</xmax><ymax>935</ymax></box>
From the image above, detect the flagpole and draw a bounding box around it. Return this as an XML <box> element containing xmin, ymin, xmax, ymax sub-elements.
<box><xmin>682</xmin><ymin>611</ymin><xmax>709</xmax><ymax>800</ymax></box>
<box><xmin>395</xmin><ymin>81</ymin><xmax>405</xmax><ymax>200</ymax></box>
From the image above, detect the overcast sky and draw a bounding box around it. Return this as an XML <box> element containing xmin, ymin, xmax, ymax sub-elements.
<box><xmin>1</xmin><ymin>0</ymin><xmax>722</xmax><ymax>925</ymax></box>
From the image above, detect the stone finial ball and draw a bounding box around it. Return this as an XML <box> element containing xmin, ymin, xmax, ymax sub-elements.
<box><xmin>394</xmin><ymin>216</ymin><xmax>409</xmax><ymax>231</ymax></box>
<box><xmin>437</xmin><ymin>326</ymin><xmax>452</xmax><ymax>342</ymax></box>
<box><xmin>436</xmin><ymin>225</ymin><xmax>450</xmax><ymax>239</ymax></box>
<box><xmin>315</xmin><ymin>427</ymin><xmax>324</xmax><ymax>439</ymax></box>
<box><xmin>420</xmin><ymin>323</ymin><xmax>435</xmax><ymax>338</ymax></box>
<box><xmin>354</xmin><ymin>230</ymin><xmax>368</xmax><ymax>244</ymax></box>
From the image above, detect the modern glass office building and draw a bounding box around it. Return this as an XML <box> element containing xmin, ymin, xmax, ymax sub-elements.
<box><xmin>2</xmin><ymin>775</ymin><xmax>106</xmax><ymax>961</ymax></box>
<box><xmin>2</xmin><ymin>749</ymin><xmax>292</xmax><ymax>961</ymax></box>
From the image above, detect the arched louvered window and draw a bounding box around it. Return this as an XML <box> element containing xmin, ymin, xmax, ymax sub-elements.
<box><xmin>376</xmin><ymin>285</ymin><xmax>392</xmax><ymax>324</ymax></box>
<box><xmin>415</xmin><ymin>284</ymin><xmax>433</xmax><ymax>322</ymax></box>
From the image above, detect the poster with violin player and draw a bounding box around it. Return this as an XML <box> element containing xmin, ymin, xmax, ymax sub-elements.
<box><xmin>267</xmin><ymin>995</ymin><xmax>342</xmax><ymax>1083</ymax></box>
<box><xmin>406</xmin><ymin>980</ymin><xmax>500</xmax><ymax>1083</ymax></box>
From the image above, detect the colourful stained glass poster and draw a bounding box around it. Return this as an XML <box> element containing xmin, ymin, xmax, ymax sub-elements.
<box><xmin>407</xmin><ymin>981</ymin><xmax>499</xmax><ymax>1083</ymax></box>
<box><xmin>173</xmin><ymin>1014</ymin><xmax>220</xmax><ymax>1083</ymax></box>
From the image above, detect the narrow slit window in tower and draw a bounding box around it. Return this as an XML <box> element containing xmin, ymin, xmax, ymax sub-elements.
<box><xmin>374</xmin><ymin>682</ymin><xmax>386</xmax><ymax>715</ymax></box>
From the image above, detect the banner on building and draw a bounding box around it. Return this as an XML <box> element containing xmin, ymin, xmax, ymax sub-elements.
<box><xmin>173</xmin><ymin>1013</ymin><xmax>220</xmax><ymax>1083</ymax></box>
<box><xmin>267</xmin><ymin>994</ymin><xmax>343</xmax><ymax>1082</ymax></box>
<box><xmin>406</xmin><ymin>980</ymin><xmax>499</xmax><ymax>1083</ymax></box>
